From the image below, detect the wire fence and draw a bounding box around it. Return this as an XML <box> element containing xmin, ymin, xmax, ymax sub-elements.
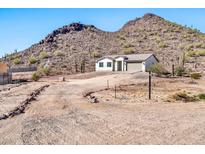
<box><xmin>8</xmin><ymin>66</ymin><xmax>37</xmax><ymax>73</ymax></box>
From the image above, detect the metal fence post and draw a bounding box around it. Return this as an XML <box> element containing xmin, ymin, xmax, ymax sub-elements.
<box><xmin>149</xmin><ymin>71</ymin><xmax>151</xmax><ymax>100</ymax></box>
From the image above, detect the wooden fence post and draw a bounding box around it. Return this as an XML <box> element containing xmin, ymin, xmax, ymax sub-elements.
<box><xmin>172</xmin><ymin>64</ymin><xmax>175</xmax><ymax>77</ymax></box>
<box><xmin>149</xmin><ymin>71</ymin><xmax>151</xmax><ymax>100</ymax></box>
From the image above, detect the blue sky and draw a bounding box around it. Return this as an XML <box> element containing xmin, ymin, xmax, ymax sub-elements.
<box><xmin>0</xmin><ymin>8</ymin><xmax>205</xmax><ymax>56</ymax></box>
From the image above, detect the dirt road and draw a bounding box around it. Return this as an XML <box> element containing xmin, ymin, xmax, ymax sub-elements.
<box><xmin>0</xmin><ymin>72</ymin><xmax>205</xmax><ymax>144</ymax></box>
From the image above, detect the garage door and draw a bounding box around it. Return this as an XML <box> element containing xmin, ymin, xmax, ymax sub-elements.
<box><xmin>127</xmin><ymin>62</ymin><xmax>142</xmax><ymax>72</ymax></box>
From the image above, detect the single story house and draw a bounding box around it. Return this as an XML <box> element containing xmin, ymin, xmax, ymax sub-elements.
<box><xmin>95</xmin><ymin>53</ymin><xmax>159</xmax><ymax>72</ymax></box>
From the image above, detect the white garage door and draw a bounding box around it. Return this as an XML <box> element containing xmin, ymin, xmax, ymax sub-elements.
<box><xmin>127</xmin><ymin>62</ymin><xmax>142</xmax><ymax>72</ymax></box>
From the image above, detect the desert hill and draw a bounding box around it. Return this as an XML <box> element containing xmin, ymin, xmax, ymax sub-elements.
<box><xmin>1</xmin><ymin>13</ymin><xmax>205</xmax><ymax>74</ymax></box>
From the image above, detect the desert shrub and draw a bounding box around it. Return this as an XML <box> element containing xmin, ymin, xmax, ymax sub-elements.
<box><xmin>13</xmin><ymin>58</ymin><xmax>21</xmax><ymax>65</ymax></box>
<box><xmin>29</xmin><ymin>55</ymin><xmax>38</xmax><ymax>64</ymax></box>
<box><xmin>185</xmin><ymin>44</ymin><xmax>194</xmax><ymax>51</ymax></box>
<box><xmin>148</xmin><ymin>63</ymin><xmax>170</xmax><ymax>76</ymax></box>
<box><xmin>172</xmin><ymin>91</ymin><xmax>198</xmax><ymax>102</ymax></box>
<box><xmin>197</xmin><ymin>49</ymin><xmax>205</xmax><ymax>56</ymax></box>
<box><xmin>186</xmin><ymin>50</ymin><xmax>197</xmax><ymax>57</ymax></box>
<box><xmin>175</xmin><ymin>66</ymin><xmax>189</xmax><ymax>77</ymax></box>
<box><xmin>155</xmin><ymin>37</ymin><xmax>161</xmax><ymax>44</ymax></box>
<box><xmin>32</xmin><ymin>72</ymin><xmax>40</xmax><ymax>81</ymax></box>
<box><xmin>186</xmin><ymin>49</ymin><xmax>205</xmax><ymax>57</ymax></box>
<box><xmin>190</xmin><ymin>72</ymin><xmax>202</xmax><ymax>80</ymax></box>
<box><xmin>41</xmin><ymin>67</ymin><xmax>50</xmax><ymax>76</ymax></box>
<box><xmin>39</xmin><ymin>51</ymin><xmax>49</xmax><ymax>59</ymax></box>
<box><xmin>159</xmin><ymin>42</ymin><xmax>168</xmax><ymax>48</ymax></box>
<box><xmin>91</xmin><ymin>51</ymin><xmax>101</xmax><ymax>58</ymax></box>
<box><xmin>198</xmin><ymin>93</ymin><xmax>205</xmax><ymax>100</ymax></box>
<box><xmin>124</xmin><ymin>48</ymin><xmax>135</xmax><ymax>54</ymax></box>
<box><xmin>123</xmin><ymin>43</ymin><xmax>134</xmax><ymax>48</ymax></box>
<box><xmin>54</xmin><ymin>50</ymin><xmax>64</xmax><ymax>56</ymax></box>
<box><xmin>117</xmin><ymin>34</ymin><xmax>126</xmax><ymax>40</ymax></box>
<box><xmin>194</xmin><ymin>42</ymin><xmax>203</xmax><ymax>48</ymax></box>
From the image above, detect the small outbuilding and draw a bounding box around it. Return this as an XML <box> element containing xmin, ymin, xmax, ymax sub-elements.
<box><xmin>95</xmin><ymin>54</ymin><xmax>159</xmax><ymax>72</ymax></box>
<box><xmin>0</xmin><ymin>62</ymin><xmax>9</xmax><ymax>74</ymax></box>
<box><xmin>0</xmin><ymin>62</ymin><xmax>11</xmax><ymax>85</ymax></box>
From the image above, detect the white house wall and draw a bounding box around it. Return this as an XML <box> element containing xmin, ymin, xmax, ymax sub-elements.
<box><xmin>95</xmin><ymin>54</ymin><xmax>158</xmax><ymax>72</ymax></box>
<box><xmin>95</xmin><ymin>58</ymin><xmax>114</xmax><ymax>71</ymax></box>
<box><xmin>144</xmin><ymin>55</ymin><xmax>158</xmax><ymax>71</ymax></box>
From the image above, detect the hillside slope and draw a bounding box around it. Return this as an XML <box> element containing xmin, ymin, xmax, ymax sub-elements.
<box><xmin>1</xmin><ymin>13</ymin><xmax>205</xmax><ymax>74</ymax></box>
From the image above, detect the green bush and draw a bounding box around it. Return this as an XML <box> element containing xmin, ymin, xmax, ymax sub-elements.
<box><xmin>29</xmin><ymin>55</ymin><xmax>38</xmax><ymax>64</ymax></box>
<box><xmin>54</xmin><ymin>50</ymin><xmax>64</xmax><ymax>56</ymax></box>
<box><xmin>124</xmin><ymin>48</ymin><xmax>135</xmax><ymax>54</ymax></box>
<box><xmin>39</xmin><ymin>51</ymin><xmax>49</xmax><ymax>59</ymax></box>
<box><xmin>13</xmin><ymin>58</ymin><xmax>21</xmax><ymax>65</ymax></box>
<box><xmin>190</xmin><ymin>72</ymin><xmax>202</xmax><ymax>80</ymax></box>
<box><xmin>91</xmin><ymin>51</ymin><xmax>101</xmax><ymax>58</ymax></box>
<box><xmin>198</xmin><ymin>93</ymin><xmax>205</xmax><ymax>100</ymax></box>
<box><xmin>148</xmin><ymin>63</ymin><xmax>170</xmax><ymax>76</ymax></box>
<box><xmin>32</xmin><ymin>72</ymin><xmax>40</xmax><ymax>81</ymax></box>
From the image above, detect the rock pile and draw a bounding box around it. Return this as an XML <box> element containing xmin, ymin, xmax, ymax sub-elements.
<box><xmin>88</xmin><ymin>95</ymin><xmax>99</xmax><ymax>103</ymax></box>
<box><xmin>83</xmin><ymin>90</ymin><xmax>99</xmax><ymax>103</ymax></box>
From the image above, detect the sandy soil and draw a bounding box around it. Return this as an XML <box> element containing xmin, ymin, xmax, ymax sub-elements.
<box><xmin>0</xmin><ymin>72</ymin><xmax>205</xmax><ymax>144</ymax></box>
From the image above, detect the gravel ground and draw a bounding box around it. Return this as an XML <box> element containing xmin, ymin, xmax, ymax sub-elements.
<box><xmin>0</xmin><ymin>72</ymin><xmax>205</xmax><ymax>144</ymax></box>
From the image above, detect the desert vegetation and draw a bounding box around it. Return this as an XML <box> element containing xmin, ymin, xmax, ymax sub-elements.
<box><xmin>148</xmin><ymin>63</ymin><xmax>170</xmax><ymax>76</ymax></box>
<box><xmin>13</xmin><ymin>58</ymin><xmax>21</xmax><ymax>65</ymax></box>
<box><xmin>32</xmin><ymin>72</ymin><xmax>40</xmax><ymax>81</ymax></box>
<box><xmin>29</xmin><ymin>55</ymin><xmax>38</xmax><ymax>64</ymax></box>
<box><xmin>54</xmin><ymin>50</ymin><xmax>64</xmax><ymax>56</ymax></box>
<box><xmin>39</xmin><ymin>51</ymin><xmax>49</xmax><ymax>59</ymax></box>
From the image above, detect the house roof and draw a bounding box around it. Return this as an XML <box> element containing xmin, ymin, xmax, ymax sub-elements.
<box><xmin>96</xmin><ymin>54</ymin><xmax>159</xmax><ymax>62</ymax></box>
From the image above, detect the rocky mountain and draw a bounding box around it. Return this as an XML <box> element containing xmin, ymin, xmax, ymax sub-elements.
<box><xmin>1</xmin><ymin>13</ymin><xmax>205</xmax><ymax>74</ymax></box>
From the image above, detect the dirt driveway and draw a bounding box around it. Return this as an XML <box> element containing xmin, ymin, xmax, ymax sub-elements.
<box><xmin>0</xmin><ymin>72</ymin><xmax>205</xmax><ymax>144</ymax></box>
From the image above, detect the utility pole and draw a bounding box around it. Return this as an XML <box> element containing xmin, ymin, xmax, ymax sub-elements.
<box><xmin>148</xmin><ymin>71</ymin><xmax>151</xmax><ymax>100</ymax></box>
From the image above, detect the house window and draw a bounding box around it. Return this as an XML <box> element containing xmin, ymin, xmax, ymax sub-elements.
<box><xmin>107</xmin><ymin>62</ymin><xmax>112</xmax><ymax>67</ymax></box>
<box><xmin>99</xmin><ymin>62</ymin><xmax>104</xmax><ymax>67</ymax></box>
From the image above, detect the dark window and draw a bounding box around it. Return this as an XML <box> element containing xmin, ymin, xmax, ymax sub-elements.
<box><xmin>107</xmin><ymin>62</ymin><xmax>112</xmax><ymax>67</ymax></box>
<box><xmin>99</xmin><ymin>62</ymin><xmax>104</xmax><ymax>67</ymax></box>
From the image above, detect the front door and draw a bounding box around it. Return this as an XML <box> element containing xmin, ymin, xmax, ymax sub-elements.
<box><xmin>117</xmin><ymin>61</ymin><xmax>122</xmax><ymax>71</ymax></box>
